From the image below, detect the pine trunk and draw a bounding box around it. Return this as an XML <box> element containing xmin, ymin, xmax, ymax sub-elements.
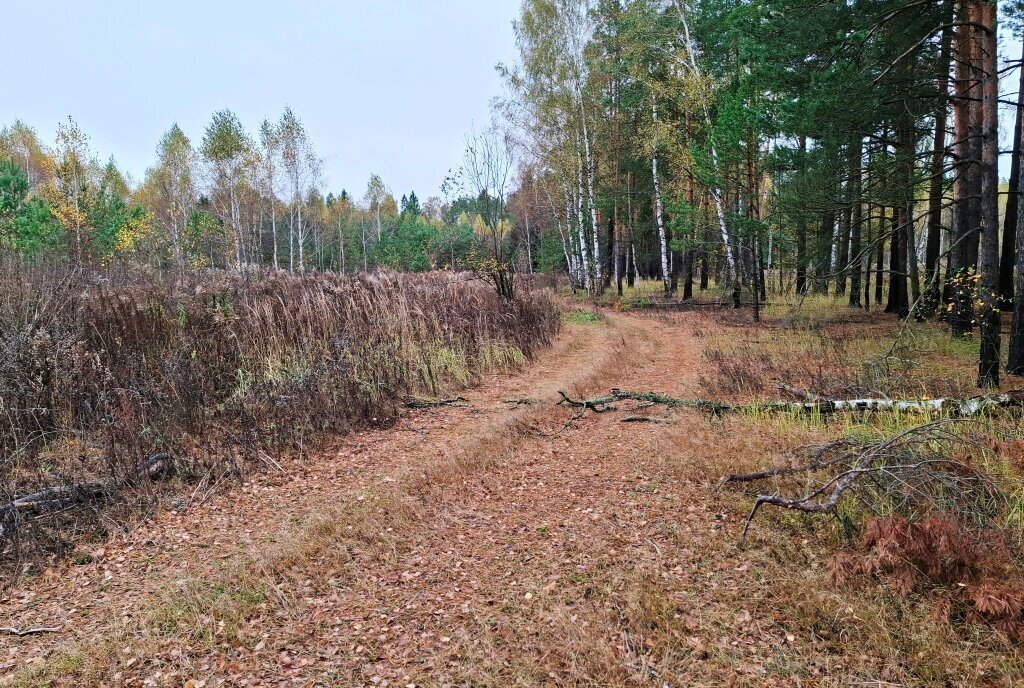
<box><xmin>976</xmin><ymin>0</ymin><xmax>1000</xmax><ymax>387</ymax></box>
<box><xmin>999</xmin><ymin>40</ymin><xmax>1024</xmax><ymax>308</ymax></box>
<box><xmin>848</xmin><ymin>138</ymin><xmax>863</xmax><ymax>307</ymax></box>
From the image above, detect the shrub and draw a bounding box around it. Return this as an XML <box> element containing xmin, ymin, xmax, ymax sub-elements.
<box><xmin>0</xmin><ymin>264</ymin><xmax>559</xmax><ymax>561</ymax></box>
<box><xmin>831</xmin><ymin>516</ymin><xmax>1024</xmax><ymax>639</ymax></box>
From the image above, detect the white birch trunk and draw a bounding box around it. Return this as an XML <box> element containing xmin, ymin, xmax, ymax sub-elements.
<box><xmin>651</xmin><ymin>96</ymin><xmax>671</xmax><ymax>293</ymax></box>
<box><xmin>361</xmin><ymin>220</ymin><xmax>369</xmax><ymax>271</ymax></box>
<box><xmin>289</xmin><ymin>205</ymin><xmax>295</xmax><ymax>271</ymax></box>
<box><xmin>576</xmin><ymin>140</ymin><xmax>592</xmax><ymax>292</ymax></box>
<box><xmin>674</xmin><ymin>0</ymin><xmax>737</xmax><ymax>287</ymax></box>
<box><xmin>337</xmin><ymin>218</ymin><xmax>346</xmax><ymax>273</ymax></box>
<box><xmin>271</xmin><ymin>203</ymin><xmax>278</xmax><ymax>270</ymax></box>
<box><xmin>230</xmin><ymin>184</ymin><xmax>242</xmax><ymax>269</ymax></box>
<box><xmin>559</xmin><ymin>186</ymin><xmax>580</xmax><ymax>286</ymax></box>
<box><xmin>297</xmin><ymin>201</ymin><xmax>305</xmax><ymax>271</ymax></box>
<box><xmin>581</xmin><ymin>113</ymin><xmax>602</xmax><ymax>289</ymax></box>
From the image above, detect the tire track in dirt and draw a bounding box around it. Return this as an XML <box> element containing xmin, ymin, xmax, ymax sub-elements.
<box><xmin>1</xmin><ymin>312</ymin><xmax>639</xmax><ymax>684</ymax></box>
<box><xmin>116</xmin><ymin>311</ymin><xmax>738</xmax><ymax>687</ymax></box>
<box><xmin>266</xmin><ymin>313</ymin><xmax>730</xmax><ymax>687</ymax></box>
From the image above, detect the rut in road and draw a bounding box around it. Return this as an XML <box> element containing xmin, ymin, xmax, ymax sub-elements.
<box><xmin>3</xmin><ymin>311</ymin><xmax>798</xmax><ymax>687</ymax></box>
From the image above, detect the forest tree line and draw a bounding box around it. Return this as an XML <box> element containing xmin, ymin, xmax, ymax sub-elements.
<box><xmin>0</xmin><ymin>110</ymin><xmax>521</xmax><ymax>276</ymax></box>
<box><xmin>499</xmin><ymin>0</ymin><xmax>1024</xmax><ymax>386</ymax></box>
<box><xmin>4</xmin><ymin>0</ymin><xmax>1024</xmax><ymax>388</ymax></box>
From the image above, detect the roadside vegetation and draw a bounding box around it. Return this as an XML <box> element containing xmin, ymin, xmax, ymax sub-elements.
<box><xmin>5</xmin><ymin>0</ymin><xmax>1024</xmax><ymax>683</ymax></box>
<box><xmin>0</xmin><ymin>264</ymin><xmax>558</xmax><ymax>568</ymax></box>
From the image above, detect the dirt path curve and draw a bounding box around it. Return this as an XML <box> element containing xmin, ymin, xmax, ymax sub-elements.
<box><xmin>3</xmin><ymin>311</ymin><xmax>794</xmax><ymax>687</ymax></box>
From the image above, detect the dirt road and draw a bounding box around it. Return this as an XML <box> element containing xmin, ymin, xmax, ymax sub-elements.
<box><xmin>0</xmin><ymin>310</ymin><xmax>951</xmax><ymax>686</ymax></box>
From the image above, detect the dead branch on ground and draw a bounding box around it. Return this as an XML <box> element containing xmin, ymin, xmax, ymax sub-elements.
<box><xmin>404</xmin><ymin>395</ymin><xmax>470</xmax><ymax>409</ymax></box>
<box><xmin>0</xmin><ymin>453</ymin><xmax>172</xmax><ymax>540</ymax></box>
<box><xmin>0</xmin><ymin>626</ymin><xmax>62</xmax><ymax>637</ymax></box>
<box><xmin>720</xmin><ymin>421</ymin><xmax>1007</xmax><ymax>548</ymax></box>
<box><xmin>558</xmin><ymin>389</ymin><xmax>1024</xmax><ymax>418</ymax></box>
<box><xmin>516</xmin><ymin>407</ymin><xmax>587</xmax><ymax>438</ymax></box>
<box><xmin>621</xmin><ymin>416</ymin><xmax>676</xmax><ymax>425</ymax></box>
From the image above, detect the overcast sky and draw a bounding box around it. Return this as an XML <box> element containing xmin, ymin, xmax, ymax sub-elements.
<box><xmin>1</xmin><ymin>0</ymin><xmax>520</xmax><ymax>201</ymax></box>
<box><xmin>3</xmin><ymin>2</ymin><xmax>1023</xmax><ymax>198</ymax></box>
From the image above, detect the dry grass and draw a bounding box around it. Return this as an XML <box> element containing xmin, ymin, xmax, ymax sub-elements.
<box><xmin>2</xmin><ymin>309</ymin><xmax>630</xmax><ymax>686</ymax></box>
<box><xmin>0</xmin><ymin>265</ymin><xmax>559</xmax><ymax>566</ymax></box>
<box><xmin>691</xmin><ymin>298</ymin><xmax>1024</xmax><ymax>685</ymax></box>
<box><xmin>6</xmin><ymin>287</ymin><xmax>1024</xmax><ymax>687</ymax></box>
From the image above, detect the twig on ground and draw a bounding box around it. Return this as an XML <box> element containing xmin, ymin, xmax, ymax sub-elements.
<box><xmin>405</xmin><ymin>396</ymin><xmax>471</xmax><ymax>409</ymax></box>
<box><xmin>517</xmin><ymin>407</ymin><xmax>587</xmax><ymax>438</ymax></box>
<box><xmin>0</xmin><ymin>626</ymin><xmax>62</xmax><ymax>636</ymax></box>
<box><xmin>621</xmin><ymin>416</ymin><xmax>676</xmax><ymax>425</ymax></box>
<box><xmin>556</xmin><ymin>390</ymin><xmax>618</xmax><ymax>412</ymax></box>
<box><xmin>255</xmin><ymin>448</ymin><xmax>285</xmax><ymax>473</ymax></box>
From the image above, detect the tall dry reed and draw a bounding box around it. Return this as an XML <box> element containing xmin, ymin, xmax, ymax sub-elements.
<box><xmin>0</xmin><ymin>265</ymin><xmax>559</xmax><ymax>561</ymax></box>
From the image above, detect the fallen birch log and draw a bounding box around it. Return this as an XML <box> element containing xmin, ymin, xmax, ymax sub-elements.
<box><xmin>558</xmin><ymin>389</ymin><xmax>1024</xmax><ymax>418</ymax></box>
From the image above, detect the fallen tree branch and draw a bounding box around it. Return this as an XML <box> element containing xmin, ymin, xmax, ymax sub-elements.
<box><xmin>404</xmin><ymin>395</ymin><xmax>470</xmax><ymax>409</ymax></box>
<box><xmin>558</xmin><ymin>390</ymin><xmax>727</xmax><ymax>414</ymax></box>
<box><xmin>0</xmin><ymin>626</ymin><xmax>62</xmax><ymax>637</ymax></box>
<box><xmin>720</xmin><ymin>439</ymin><xmax>857</xmax><ymax>483</ymax></box>
<box><xmin>0</xmin><ymin>453</ymin><xmax>172</xmax><ymax>540</ymax></box>
<box><xmin>516</xmin><ymin>406</ymin><xmax>587</xmax><ymax>438</ymax></box>
<box><xmin>721</xmin><ymin>420</ymin><xmax>1006</xmax><ymax>548</ymax></box>
<box><xmin>621</xmin><ymin>416</ymin><xmax>676</xmax><ymax>425</ymax></box>
<box><xmin>558</xmin><ymin>389</ymin><xmax>1024</xmax><ymax>418</ymax></box>
<box><xmin>503</xmin><ymin>397</ymin><xmax>542</xmax><ymax>406</ymax></box>
<box><xmin>557</xmin><ymin>390</ymin><xmax>618</xmax><ymax>412</ymax></box>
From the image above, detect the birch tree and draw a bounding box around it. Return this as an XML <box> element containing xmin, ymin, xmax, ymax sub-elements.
<box><xmin>200</xmin><ymin>110</ymin><xmax>251</xmax><ymax>270</ymax></box>
<box><xmin>279</xmin><ymin>107</ymin><xmax>314</xmax><ymax>271</ymax></box>
<box><xmin>364</xmin><ymin>173</ymin><xmax>388</xmax><ymax>244</ymax></box>
<box><xmin>459</xmin><ymin>125</ymin><xmax>516</xmax><ymax>299</ymax></box>
<box><xmin>258</xmin><ymin>119</ymin><xmax>282</xmax><ymax>269</ymax></box>
<box><xmin>44</xmin><ymin>117</ymin><xmax>92</xmax><ymax>266</ymax></box>
<box><xmin>145</xmin><ymin>124</ymin><xmax>195</xmax><ymax>271</ymax></box>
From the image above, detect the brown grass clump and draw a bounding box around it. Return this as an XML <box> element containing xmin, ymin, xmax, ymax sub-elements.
<box><xmin>700</xmin><ymin>298</ymin><xmax>994</xmax><ymax>402</ymax></box>
<box><xmin>699</xmin><ymin>327</ymin><xmax>854</xmax><ymax>399</ymax></box>
<box><xmin>0</xmin><ymin>264</ymin><xmax>559</xmax><ymax>563</ymax></box>
<box><xmin>832</xmin><ymin>516</ymin><xmax>1024</xmax><ymax>639</ymax></box>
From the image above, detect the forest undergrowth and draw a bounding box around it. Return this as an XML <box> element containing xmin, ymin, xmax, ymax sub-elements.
<box><xmin>0</xmin><ymin>265</ymin><xmax>559</xmax><ymax>571</ymax></box>
<box><xmin>686</xmin><ymin>295</ymin><xmax>1024</xmax><ymax>669</ymax></box>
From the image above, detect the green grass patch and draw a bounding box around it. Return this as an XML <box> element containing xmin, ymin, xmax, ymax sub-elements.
<box><xmin>561</xmin><ymin>308</ymin><xmax>604</xmax><ymax>325</ymax></box>
<box><xmin>5</xmin><ymin>651</ymin><xmax>86</xmax><ymax>688</ymax></box>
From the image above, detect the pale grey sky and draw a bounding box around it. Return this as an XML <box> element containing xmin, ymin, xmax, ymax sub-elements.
<box><xmin>3</xmin><ymin>2</ymin><xmax>1022</xmax><ymax>196</ymax></box>
<box><xmin>1</xmin><ymin>0</ymin><xmax>520</xmax><ymax>200</ymax></box>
